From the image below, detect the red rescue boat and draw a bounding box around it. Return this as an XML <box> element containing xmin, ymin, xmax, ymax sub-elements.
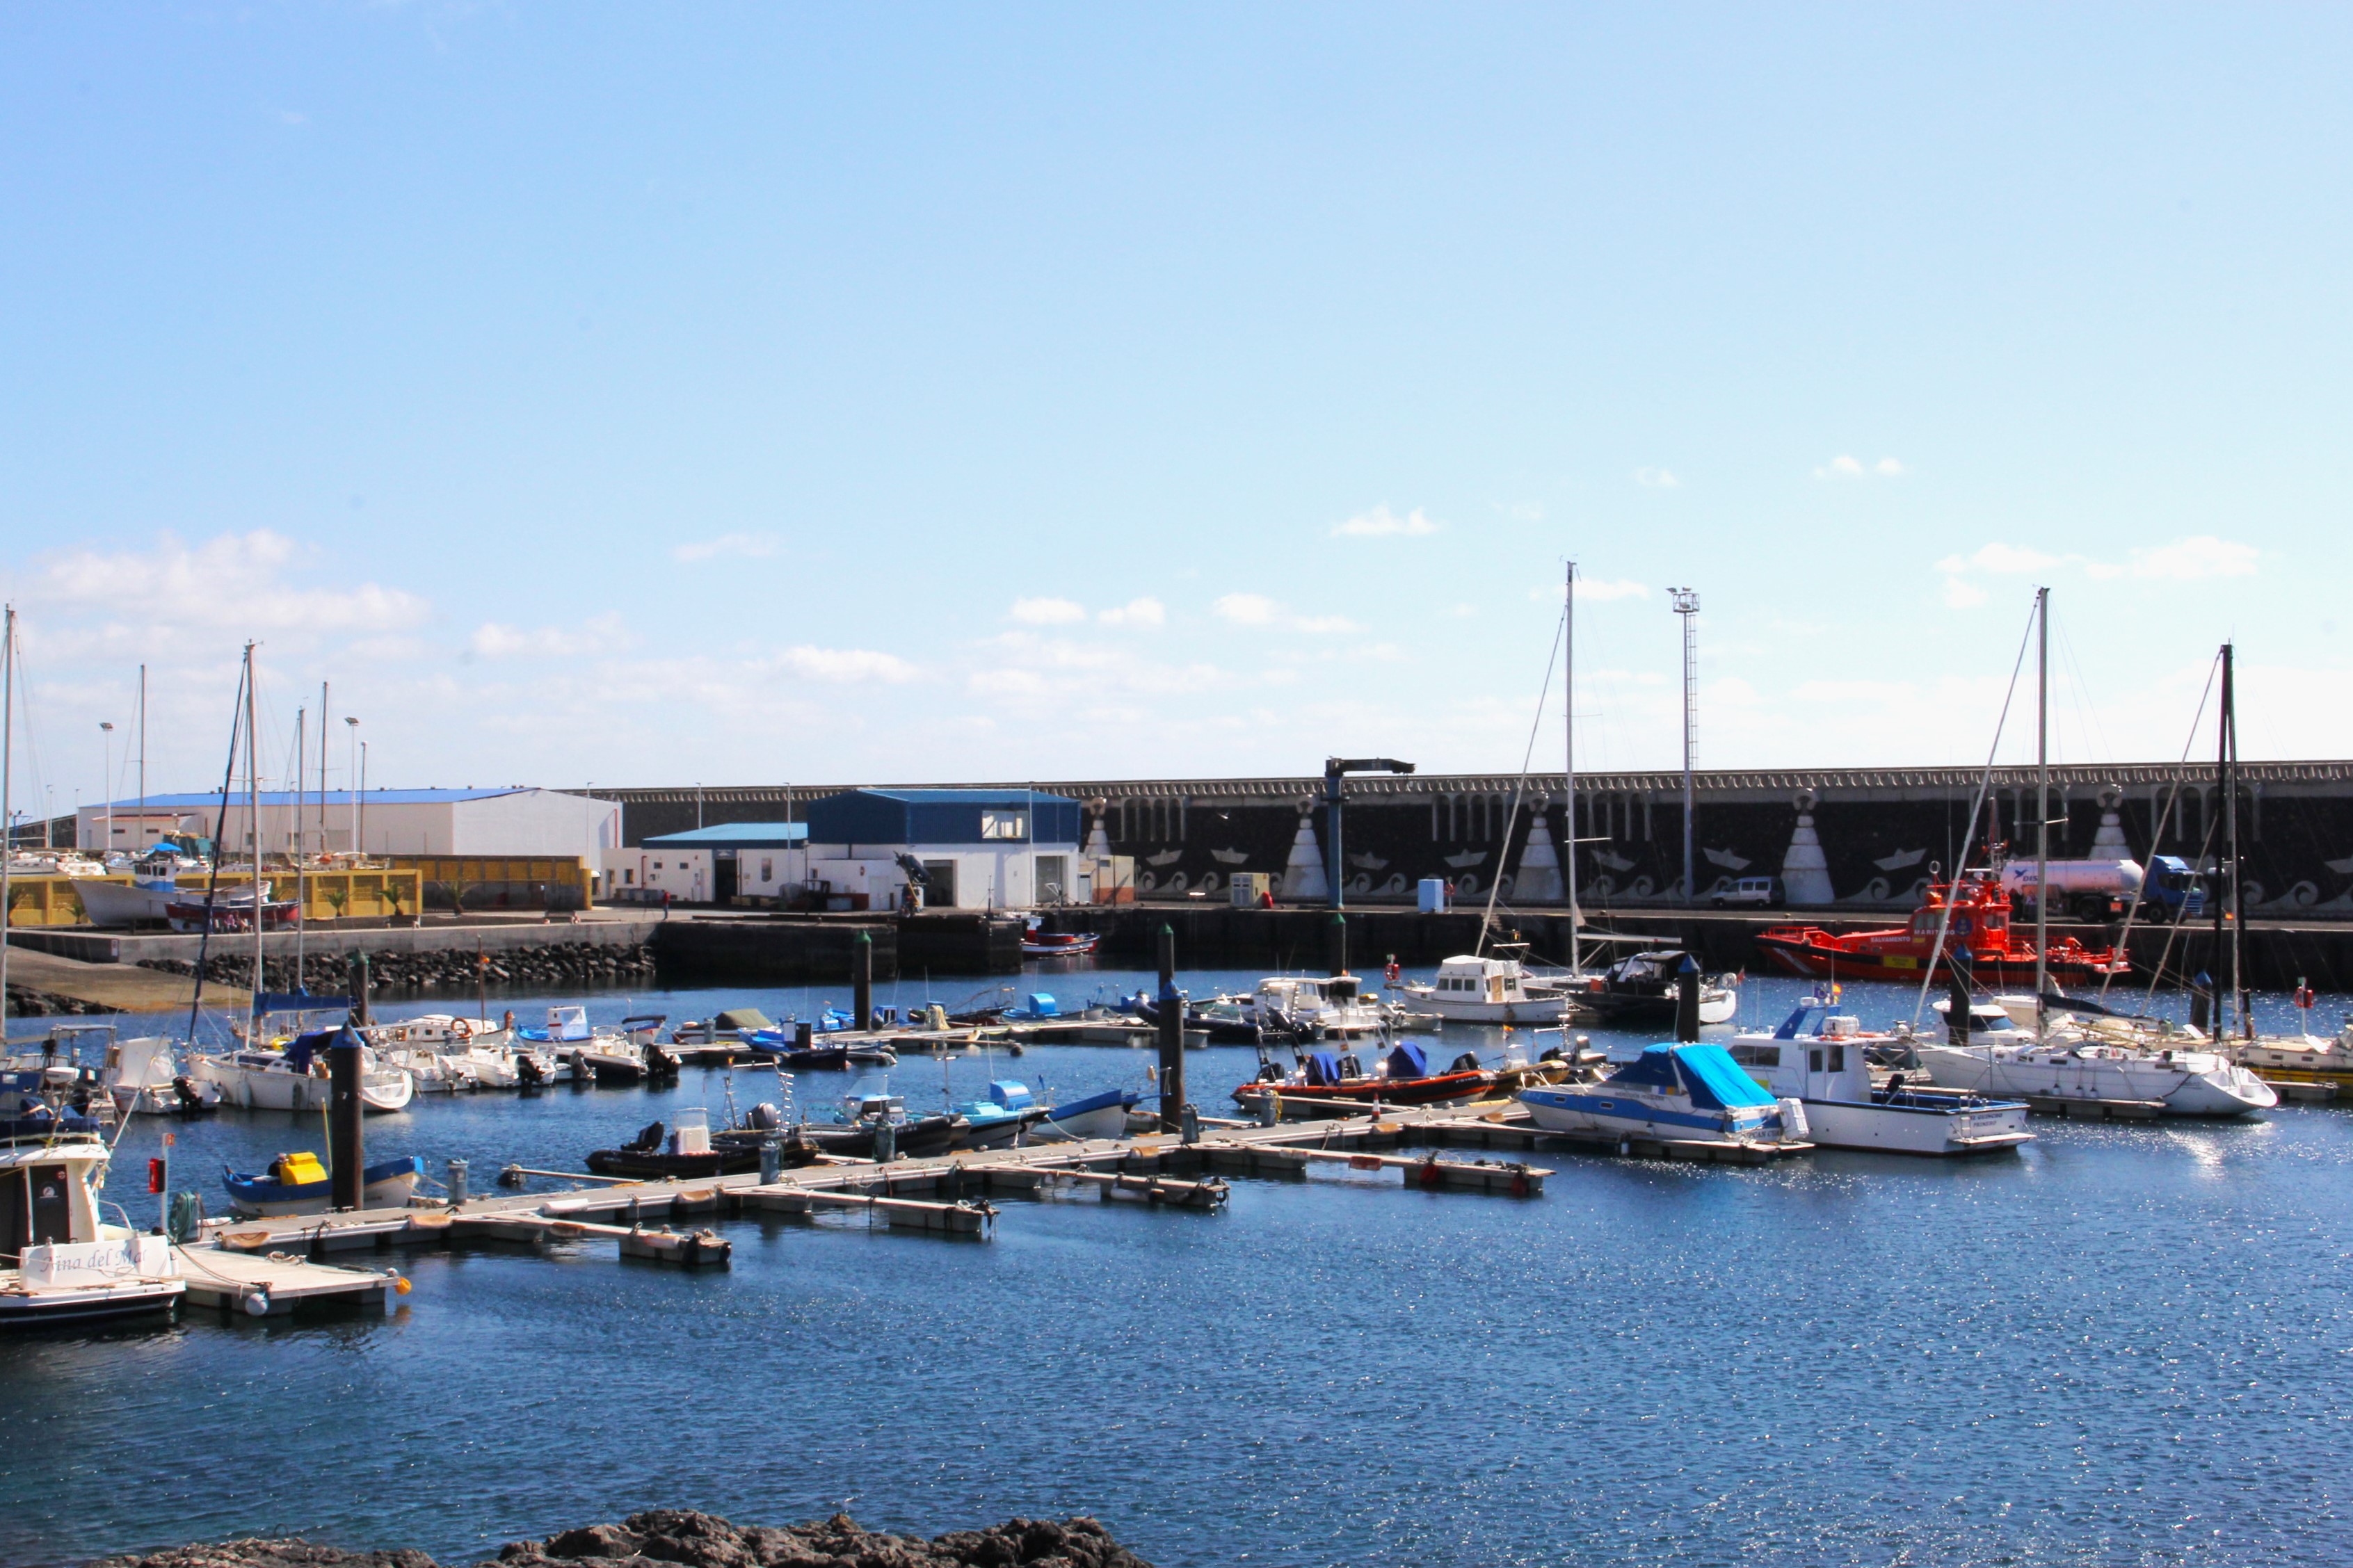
<box><xmin>1230</xmin><ymin>1040</ymin><xmax>1497</xmax><ymax>1117</ymax></box>
<box><xmin>1753</xmin><ymin>872</ymin><xmax>2128</xmax><ymax>985</ymax></box>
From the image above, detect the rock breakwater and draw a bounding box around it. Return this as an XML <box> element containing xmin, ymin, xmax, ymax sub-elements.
<box><xmin>93</xmin><ymin>1510</ymin><xmax>1150</xmax><ymax>1568</ymax></box>
<box><xmin>135</xmin><ymin>942</ymin><xmax>657</xmax><ymax>995</ymax></box>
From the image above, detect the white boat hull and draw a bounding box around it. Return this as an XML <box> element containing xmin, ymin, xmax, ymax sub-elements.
<box><xmin>197</xmin><ymin>1057</ymin><xmax>415</xmax><ymax>1113</ymax></box>
<box><xmin>1795</xmin><ymin>1096</ymin><xmax>2031</xmax><ymax>1155</ymax></box>
<box><xmin>1518</xmin><ymin>1085</ymin><xmax>1786</xmax><ymax>1144</ymax></box>
<box><xmin>1915</xmin><ymin>1044</ymin><xmax>2274</xmax><ymax>1116</ymax></box>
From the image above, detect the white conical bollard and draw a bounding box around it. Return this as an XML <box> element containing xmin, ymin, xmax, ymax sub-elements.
<box><xmin>1781</xmin><ymin>789</ymin><xmax>1835</xmax><ymax>906</ymax></box>
<box><xmin>1280</xmin><ymin>801</ymin><xmax>1329</xmax><ymax>903</ymax></box>
<box><xmin>1084</xmin><ymin>806</ymin><xmax>1114</xmax><ymax>862</ymax></box>
<box><xmin>2089</xmin><ymin>784</ymin><xmax>2129</xmax><ymax>859</ymax></box>
<box><xmin>1516</xmin><ymin>798</ymin><xmax>1565</xmax><ymax>903</ymax></box>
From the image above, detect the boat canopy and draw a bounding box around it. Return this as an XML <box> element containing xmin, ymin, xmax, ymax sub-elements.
<box><xmin>1673</xmin><ymin>1044</ymin><xmax>1778</xmax><ymax>1109</ymax></box>
<box><xmin>986</xmin><ymin>1080</ymin><xmax>1036</xmax><ymax>1110</ymax></box>
<box><xmin>1610</xmin><ymin>1044</ymin><xmax>1778</xmax><ymax>1109</ymax></box>
<box><xmin>1385</xmin><ymin>1041</ymin><xmax>1431</xmax><ymax>1079</ymax></box>
<box><xmin>714</xmin><ymin>1008</ymin><xmax>773</xmax><ymax>1031</ymax></box>
<box><xmin>1306</xmin><ymin>1051</ymin><xmax>1346</xmax><ymax>1086</ymax></box>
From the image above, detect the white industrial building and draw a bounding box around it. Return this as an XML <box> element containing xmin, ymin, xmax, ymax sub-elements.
<box><xmin>616</xmin><ymin>823</ymin><xmax>808</xmax><ymax>905</ymax></box>
<box><xmin>803</xmin><ymin>788</ymin><xmax>1088</xmax><ymax>911</ymax></box>
<box><xmin>79</xmin><ymin>788</ymin><xmax>621</xmax><ymax>863</ymax></box>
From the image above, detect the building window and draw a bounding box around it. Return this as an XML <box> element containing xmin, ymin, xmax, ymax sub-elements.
<box><xmin>760</xmin><ymin>858</ymin><xmax>773</xmax><ymax>882</ymax></box>
<box><xmin>981</xmin><ymin>811</ymin><xmax>1027</xmax><ymax>841</ymax></box>
<box><xmin>653</xmin><ymin>861</ymin><xmax>663</xmax><ymax>871</ymax></box>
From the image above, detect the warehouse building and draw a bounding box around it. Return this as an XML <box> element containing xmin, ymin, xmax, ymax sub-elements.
<box><xmin>802</xmin><ymin>788</ymin><xmax>1087</xmax><ymax>910</ymax></box>
<box><xmin>79</xmin><ymin>787</ymin><xmax>621</xmax><ymax>864</ymax></box>
<box><xmin>618</xmin><ymin>822</ymin><xmax>809</xmax><ymax>905</ymax></box>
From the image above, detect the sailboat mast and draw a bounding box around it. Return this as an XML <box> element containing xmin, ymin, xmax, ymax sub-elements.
<box><xmin>248</xmin><ymin>645</ymin><xmax>262</xmax><ymax>1040</ymax></box>
<box><xmin>2033</xmin><ymin>586</ymin><xmax>2049</xmax><ymax>1033</ymax></box>
<box><xmin>2223</xmin><ymin>642</ymin><xmax>2245</xmax><ymax>1039</ymax></box>
<box><xmin>136</xmin><ymin>663</ymin><xmax>145</xmax><ymax>854</ymax></box>
<box><xmin>0</xmin><ymin>607</ymin><xmax>15</xmax><ymax>1035</ymax></box>
<box><xmin>294</xmin><ymin>706</ymin><xmax>306</xmax><ymax>992</ymax></box>
<box><xmin>1564</xmin><ymin>559</ymin><xmax>1580</xmax><ymax>977</ymax></box>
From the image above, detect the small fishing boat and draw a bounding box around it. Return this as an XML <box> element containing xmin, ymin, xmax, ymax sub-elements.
<box><xmin>1726</xmin><ymin>996</ymin><xmax>2031</xmax><ymax>1156</ymax></box>
<box><xmin>1230</xmin><ymin>1040</ymin><xmax>1495</xmax><ymax>1117</ymax></box>
<box><xmin>587</xmin><ymin>1109</ymin><xmax>826</xmax><ymax>1179</ymax></box>
<box><xmin>1755</xmin><ymin>873</ymin><xmax>2128</xmax><ymax>985</ymax></box>
<box><xmin>794</xmin><ymin>1091</ymin><xmax>964</xmax><ymax>1160</ymax></box>
<box><xmin>220</xmin><ymin>1150</ymin><xmax>425</xmax><ymax>1218</ymax></box>
<box><xmin>1518</xmin><ymin>1042</ymin><xmax>1805</xmax><ymax>1147</ymax></box>
<box><xmin>102</xmin><ymin>1030</ymin><xmax>220</xmax><ymax>1116</ymax></box>
<box><xmin>950</xmin><ymin>1080</ymin><xmax>1056</xmax><ymax>1149</ymax></box>
<box><xmin>0</xmin><ymin>1105</ymin><xmax>184</xmax><ymax>1329</ymax></box>
<box><xmin>1021</xmin><ymin>919</ymin><xmax>1101</xmax><ymax>959</ymax></box>
<box><xmin>1025</xmin><ymin>1084</ymin><xmax>1142</xmax><ymax>1141</ymax></box>
<box><xmin>1251</xmin><ymin>975</ymin><xmax>1398</xmax><ymax>1043</ymax></box>
<box><xmin>163</xmin><ymin>882</ymin><xmax>300</xmax><ymax>934</ymax></box>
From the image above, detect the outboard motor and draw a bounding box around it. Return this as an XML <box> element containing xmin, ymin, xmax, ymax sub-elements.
<box><xmin>1447</xmin><ymin>1051</ymin><xmax>1481</xmax><ymax>1075</ymax></box>
<box><xmin>516</xmin><ymin>1055</ymin><xmax>546</xmax><ymax>1089</ymax></box>
<box><xmin>747</xmin><ymin>1101</ymin><xmax>782</xmax><ymax>1131</ymax></box>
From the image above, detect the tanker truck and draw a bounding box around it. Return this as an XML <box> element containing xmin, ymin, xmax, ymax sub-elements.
<box><xmin>1998</xmin><ymin>855</ymin><xmax>2205</xmax><ymax>922</ymax></box>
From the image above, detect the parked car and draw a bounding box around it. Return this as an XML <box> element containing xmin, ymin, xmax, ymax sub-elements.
<box><xmin>1713</xmin><ymin>875</ymin><xmax>1782</xmax><ymax>908</ymax></box>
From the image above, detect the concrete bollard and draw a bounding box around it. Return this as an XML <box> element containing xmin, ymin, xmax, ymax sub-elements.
<box><xmin>446</xmin><ymin>1158</ymin><xmax>469</xmax><ymax>1206</ymax></box>
<box><xmin>758</xmin><ymin>1136</ymin><xmax>782</xmax><ymax>1184</ymax></box>
<box><xmin>874</xmin><ymin>1119</ymin><xmax>897</xmax><ymax>1163</ymax></box>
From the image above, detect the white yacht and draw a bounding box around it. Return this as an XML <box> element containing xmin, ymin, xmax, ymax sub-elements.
<box><xmin>1253</xmin><ymin>976</ymin><xmax>1395</xmax><ymax>1042</ymax></box>
<box><xmin>195</xmin><ymin>1030</ymin><xmax>415</xmax><ymax>1113</ymax></box>
<box><xmin>1914</xmin><ymin>1004</ymin><xmax>2274</xmax><ymax>1116</ymax></box>
<box><xmin>1517</xmin><ymin>1041</ymin><xmax>1806</xmax><ymax>1147</ymax></box>
<box><xmin>1392</xmin><ymin>948</ymin><xmax>1577</xmax><ymax>1025</ymax></box>
<box><xmin>0</xmin><ymin>1102</ymin><xmax>184</xmax><ymax>1327</ymax></box>
<box><xmin>1727</xmin><ymin>998</ymin><xmax>2031</xmax><ymax>1156</ymax></box>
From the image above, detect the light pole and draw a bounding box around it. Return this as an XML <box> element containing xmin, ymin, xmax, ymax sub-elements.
<box><xmin>358</xmin><ymin>739</ymin><xmax>368</xmax><ymax>858</ymax></box>
<box><xmin>345</xmin><ymin>717</ymin><xmax>360</xmax><ymax>857</ymax></box>
<box><xmin>99</xmin><ymin>722</ymin><xmax>114</xmax><ymax>855</ymax></box>
<box><xmin>1669</xmin><ymin>587</ymin><xmax>1701</xmax><ymax>904</ymax></box>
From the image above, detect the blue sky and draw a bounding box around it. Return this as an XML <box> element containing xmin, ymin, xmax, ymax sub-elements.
<box><xmin>2</xmin><ymin>4</ymin><xmax>2347</xmax><ymax>809</ymax></box>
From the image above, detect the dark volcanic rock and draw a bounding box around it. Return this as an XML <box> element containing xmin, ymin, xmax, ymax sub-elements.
<box><xmin>89</xmin><ymin>1541</ymin><xmax>435</xmax><ymax>1568</ymax></box>
<box><xmin>94</xmin><ymin>1512</ymin><xmax>1150</xmax><ymax>1568</ymax></box>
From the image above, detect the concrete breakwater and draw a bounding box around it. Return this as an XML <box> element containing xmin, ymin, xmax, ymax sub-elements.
<box><xmin>92</xmin><ymin>1510</ymin><xmax>1150</xmax><ymax>1568</ymax></box>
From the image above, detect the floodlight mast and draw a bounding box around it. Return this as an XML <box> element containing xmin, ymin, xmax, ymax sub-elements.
<box><xmin>1669</xmin><ymin>588</ymin><xmax>1701</xmax><ymax>904</ymax></box>
<box><xmin>1324</xmin><ymin>757</ymin><xmax>1415</xmax><ymax>910</ymax></box>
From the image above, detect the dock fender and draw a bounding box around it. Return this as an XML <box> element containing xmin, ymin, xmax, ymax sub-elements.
<box><xmin>1775</xmin><ymin>1097</ymin><xmax>1810</xmax><ymax>1142</ymax></box>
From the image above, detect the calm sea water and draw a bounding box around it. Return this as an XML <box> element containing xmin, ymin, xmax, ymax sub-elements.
<box><xmin>3</xmin><ymin>966</ymin><xmax>2351</xmax><ymax>1568</ymax></box>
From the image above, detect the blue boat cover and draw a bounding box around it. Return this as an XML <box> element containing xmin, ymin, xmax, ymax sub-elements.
<box><xmin>1385</xmin><ymin>1041</ymin><xmax>1431</xmax><ymax>1080</ymax></box>
<box><xmin>1674</xmin><ymin>1044</ymin><xmax>1778</xmax><ymax>1110</ymax></box>
<box><xmin>1608</xmin><ymin>1045</ymin><xmax>1685</xmax><ymax>1090</ymax></box>
<box><xmin>1306</xmin><ymin>1051</ymin><xmax>1344</xmax><ymax>1086</ymax></box>
<box><xmin>1025</xmin><ymin>993</ymin><xmax>1059</xmax><ymax>1017</ymax></box>
<box><xmin>987</xmin><ymin>1081</ymin><xmax>1036</xmax><ymax>1110</ymax></box>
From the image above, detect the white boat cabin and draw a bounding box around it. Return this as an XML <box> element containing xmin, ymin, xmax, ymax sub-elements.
<box><xmin>1426</xmin><ymin>954</ymin><xmax>1549</xmax><ymax>1006</ymax></box>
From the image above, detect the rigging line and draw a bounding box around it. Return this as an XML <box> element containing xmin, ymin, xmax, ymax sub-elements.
<box><xmin>183</xmin><ymin>650</ymin><xmax>252</xmax><ymax>1052</ymax></box>
<box><xmin>2137</xmin><ymin>809</ymin><xmax>2222</xmax><ymax>1019</ymax></box>
<box><xmin>2099</xmin><ymin>648</ymin><xmax>2222</xmax><ymax>1004</ymax></box>
<box><xmin>2055</xmin><ymin>616</ymin><xmax>2110</xmax><ymax>766</ymax></box>
<box><xmin>1475</xmin><ymin>604</ymin><xmax>1568</xmax><ymax>957</ymax></box>
<box><xmin>1908</xmin><ymin>595</ymin><xmax>2041</xmax><ymax>1033</ymax></box>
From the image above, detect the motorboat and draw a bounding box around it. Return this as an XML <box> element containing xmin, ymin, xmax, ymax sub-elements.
<box><xmin>1726</xmin><ymin>996</ymin><xmax>2031</xmax><ymax>1156</ymax></box>
<box><xmin>1230</xmin><ymin>1040</ymin><xmax>1495</xmax><ymax>1118</ymax></box>
<box><xmin>1566</xmin><ymin>951</ymin><xmax>1739</xmax><ymax>1029</ymax></box>
<box><xmin>1389</xmin><ymin>947</ymin><xmax>1582</xmax><ymax>1025</ymax></box>
<box><xmin>1518</xmin><ymin>1042</ymin><xmax>1806</xmax><ymax>1147</ymax></box>
<box><xmin>794</xmin><ymin>1090</ymin><xmax>964</xmax><ymax>1161</ymax></box>
<box><xmin>220</xmin><ymin>1149</ymin><xmax>425</xmax><ymax>1218</ymax></box>
<box><xmin>1</xmin><ymin>1030</ymin><xmax>115</xmax><ymax>1124</ymax></box>
<box><xmin>164</xmin><ymin>882</ymin><xmax>300</xmax><ymax>934</ymax></box>
<box><xmin>194</xmin><ymin>1029</ymin><xmax>416</xmax><ymax>1113</ymax></box>
<box><xmin>588</xmin><ymin>1108</ymin><xmax>826</xmax><ymax>1179</ymax></box>
<box><xmin>1913</xmin><ymin>1010</ymin><xmax>2275</xmax><ymax>1116</ymax></box>
<box><xmin>949</xmin><ymin>1080</ymin><xmax>1056</xmax><ymax>1149</ymax></box>
<box><xmin>101</xmin><ymin>1030</ymin><xmax>220</xmax><ymax>1116</ymax></box>
<box><xmin>672</xmin><ymin>1008</ymin><xmax>778</xmax><ymax>1046</ymax></box>
<box><xmin>1755</xmin><ymin>872</ymin><xmax>2128</xmax><ymax>985</ymax></box>
<box><xmin>1251</xmin><ymin>975</ymin><xmax>1397</xmax><ymax>1043</ymax></box>
<box><xmin>0</xmin><ymin>1103</ymin><xmax>184</xmax><ymax>1329</ymax></box>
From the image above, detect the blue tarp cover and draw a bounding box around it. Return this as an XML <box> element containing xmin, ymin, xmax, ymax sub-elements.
<box><xmin>1306</xmin><ymin>1051</ymin><xmax>1344</xmax><ymax>1086</ymax></box>
<box><xmin>1674</xmin><ymin>1044</ymin><xmax>1778</xmax><ymax>1109</ymax></box>
<box><xmin>1609</xmin><ymin>1045</ymin><xmax>1685</xmax><ymax>1090</ymax></box>
<box><xmin>1386</xmin><ymin>1041</ymin><xmax>1431</xmax><ymax>1079</ymax></box>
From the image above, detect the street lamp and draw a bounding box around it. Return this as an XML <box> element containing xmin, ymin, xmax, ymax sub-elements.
<box><xmin>99</xmin><ymin>722</ymin><xmax>114</xmax><ymax>856</ymax></box>
<box><xmin>344</xmin><ymin>717</ymin><xmax>360</xmax><ymax>857</ymax></box>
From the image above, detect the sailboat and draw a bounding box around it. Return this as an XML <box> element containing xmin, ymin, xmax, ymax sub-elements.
<box><xmin>1912</xmin><ymin>605</ymin><xmax>2275</xmax><ymax>1117</ymax></box>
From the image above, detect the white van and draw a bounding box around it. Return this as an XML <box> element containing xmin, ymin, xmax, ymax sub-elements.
<box><xmin>1713</xmin><ymin>875</ymin><xmax>1782</xmax><ymax>908</ymax></box>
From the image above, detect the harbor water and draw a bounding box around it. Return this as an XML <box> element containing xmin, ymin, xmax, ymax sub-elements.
<box><xmin>4</xmin><ymin>968</ymin><xmax>2352</xmax><ymax>1567</ymax></box>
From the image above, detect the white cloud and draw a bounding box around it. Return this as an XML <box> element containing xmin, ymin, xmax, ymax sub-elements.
<box><xmin>38</xmin><ymin>529</ymin><xmax>426</xmax><ymax>636</ymax></box>
<box><xmin>1634</xmin><ymin>467</ymin><xmax>1680</xmax><ymax>489</ymax></box>
<box><xmin>470</xmin><ymin>613</ymin><xmax>636</xmax><ymax>659</ymax></box>
<box><xmin>778</xmin><ymin>645</ymin><xmax>918</xmax><ymax>683</ymax></box>
<box><xmin>2127</xmin><ymin>535</ymin><xmax>2258</xmax><ymax>581</ymax></box>
<box><xmin>1814</xmin><ymin>455</ymin><xmax>1906</xmax><ymax>479</ymax></box>
<box><xmin>1942</xmin><ymin>576</ymin><xmax>1989</xmax><ymax>609</ymax></box>
<box><xmin>671</xmin><ymin>533</ymin><xmax>780</xmax><ymax>563</ymax></box>
<box><xmin>1009</xmin><ymin>597</ymin><xmax>1088</xmax><ymax>626</ymax></box>
<box><xmin>1097</xmin><ymin>597</ymin><xmax>1166</xmax><ymax>628</ymax></box>
<box><xmin>1212</xmin><ymin>593</ymin><xmax>1358</xmax><ymax>634</ymax></box>
<box><xmin>1331</xmin><ymin>504</ymin><xmax>1439</xmax><ymax>538</ymax></box>
<box><xmin>1937</xmin><ymin>535</ymin><xmax>2258</xmax><ymax>588</ymax></box>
